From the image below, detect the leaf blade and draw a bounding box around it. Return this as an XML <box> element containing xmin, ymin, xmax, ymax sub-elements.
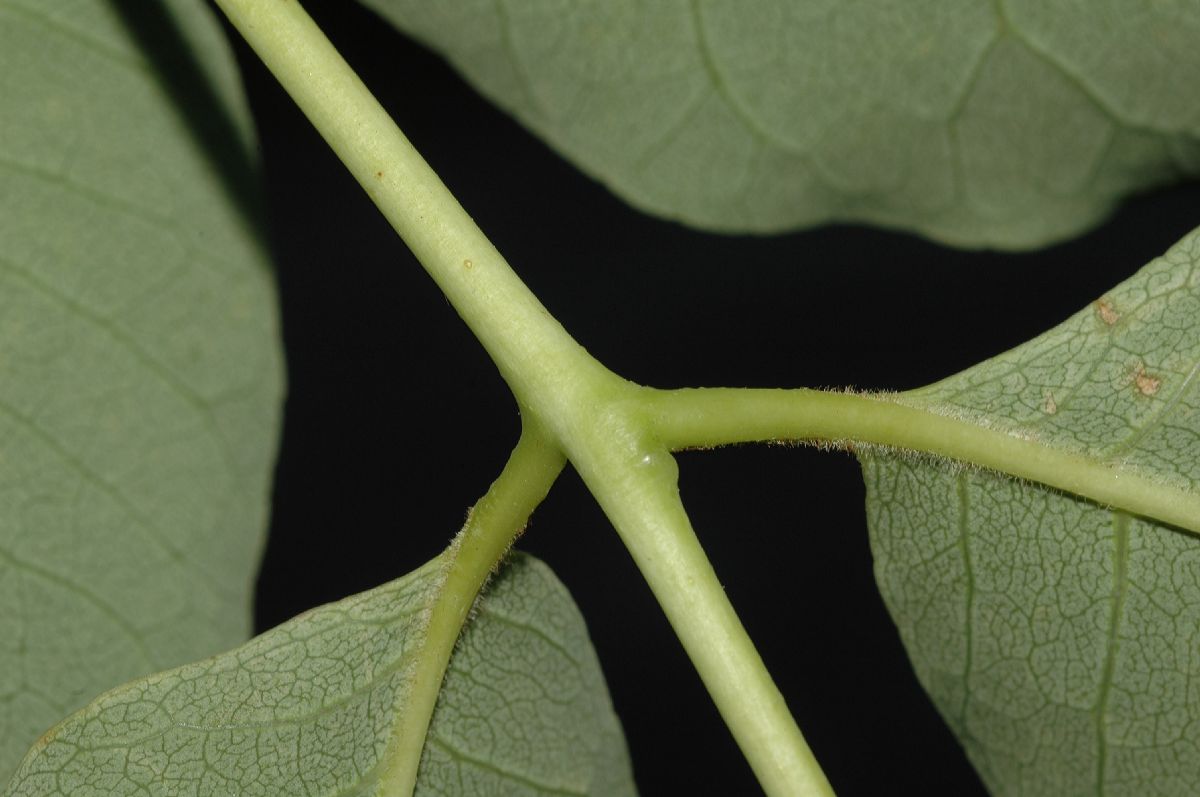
<box><xmin>415</xmin><ymin>555</ymin><xmax>635</xmax><ymax>797</ymax></box>
<box><xmin>863</xmin><ymin>227</ymin><xmax>1200</xmax><ymax>794</ymax></box>
<box><xmin>0</xmin><ymin>0</ymin><xmax>282</xmax><ymax>777</ymax></box>
<box><xmin>1</xmin><ymin>553</ymin><xmax>635</xmax><ymax>797</ymax></box>
<box><xmin>358</xmin><ymin>0</ymin><xmax>1200</xmax><ymax>248</ymax></box>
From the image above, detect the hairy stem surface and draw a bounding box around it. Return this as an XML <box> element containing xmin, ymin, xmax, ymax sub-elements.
<box><xmin>378</xmin><ymin>420</ymin><xmax>565</xmax><ymax>795</ymax></box>
<box><xmin>647</xmin><ymin>388</ymin><xmax>1200</xmax><ymax>534</ymax></box>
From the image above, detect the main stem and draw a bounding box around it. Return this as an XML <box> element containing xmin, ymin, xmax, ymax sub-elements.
<box><xmin>214</xmin><ymin>2</ymin><xmax>830</xmax><ymax>795</ymax></box>
<box><xmin>567</xmin><ymin>400</ymin><xmax>833</xmax><ymax>795</ymax></box>
<box><xmin>212</xmin><ymin>0</ymin><xmax>609</xmax><ymax>439</ymax></box>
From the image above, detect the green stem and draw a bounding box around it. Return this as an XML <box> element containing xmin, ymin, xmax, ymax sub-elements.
<box><xmin>211</xmin><ymin>0</ymin><xmax>612</xmax><ymax>442</ymax></box>
<box><xmin>567</xmin><ymin>403</ymin><xmax>835</xmax><ymax>796</ymax></box>
<box><xmin>646</xmin><ymin>387</ymin><xmax>1200</xmax><ymax>534</ymax></box>
<box><xmin>378</xmin><ymin>419</ymin><xmax>565</xmax><ymax>795</ymax></box>
<box><xmin>213</xmin><ymin>2</ymin><xmax>832</xmax><ymax>794</ymax></box>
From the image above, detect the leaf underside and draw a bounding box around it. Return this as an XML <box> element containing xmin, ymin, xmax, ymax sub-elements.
<box><xmin>0</xmin><ymin>0</ymin><xmax>282</xmax><ymax>780</ymax></box>
<box><xmin>361</xmin><ymin>0</ymin><xmax>1200</xmax><ymax>248</ymax></box>
<box><xmin>864</xmin><ymin>227</ymin><xmax>1200</xmax><ymax>795</ymax></box>
<box><xmin>2</xmin><ymin>553</ymin><xmax>636</xmax><ymax>797</ymax></box>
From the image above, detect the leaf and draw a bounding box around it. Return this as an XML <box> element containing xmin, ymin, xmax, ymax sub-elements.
<box><xmin>358</xmin><ymin>0</ymin><xmax>1200</xmax><ymax>248</ymax></box>
<box><xmin>862</xmin><ymin>227</ymin><xmax>1200</xmax><ymax>794</ymax></box>
<box><xmin>2</xmin><ymin>552</ymin><xmax>636</xmax><ymax>797</ymax></box>
<box><xmin>0</xmin><ymin>0</ymin><xmax>282</xmax><ymax>778</ymax></box>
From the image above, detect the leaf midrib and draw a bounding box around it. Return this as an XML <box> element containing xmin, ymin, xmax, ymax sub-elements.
<box><xmin>427</xmin><ymin>733</ymin><xmax>590</xmax><ymax>797</ymax></box>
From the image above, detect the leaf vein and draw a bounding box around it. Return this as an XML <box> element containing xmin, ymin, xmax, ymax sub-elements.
<box><xmin>0</xmin><ymin>548</ymin><xmax>154</xmax><ymax>671</ymax></box>
<box><xmin>472</xmin><ymin>603</ymin><xmax>581</xmax><ymax>667</ymax></box>
<box><xmin>956</xmin><ymin>473</ymin><xmax>976</xmax><ymax>735</ymax></box>
<box><xmin>0</xmin><ymin>396</ymin><xmax>233</xmax><ymax>604</ymax></box>
<box><xmin>427</xmin><ymin>733</ymin><xmax>588</xmax><ymax>797</ymax></box>
<box><xmin>1</xmin><ymin>1</ymin><xmax>146</xmax><ymax>73</ymax></box>
<box><xmin>1094</xmin><ymin>511</ymin><xmax>1131</xmax><ymax>796</ymax></box>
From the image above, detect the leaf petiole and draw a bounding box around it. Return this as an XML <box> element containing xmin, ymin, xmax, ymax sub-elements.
<box><xmin>377</xmin><ymin>417</ymin><xmax>565</xmax><ymax>794</ymax></box>
<box><xmin>645</xmin><ymin>387</ymin><xmax>1200</xmax><ymax>534</ymax></box>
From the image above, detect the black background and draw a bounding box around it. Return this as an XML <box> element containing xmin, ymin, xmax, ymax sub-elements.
<box><xmin>220</xmin><ymin>3</ymin><xmax>1200</xmax><ymax>794</ymax></box>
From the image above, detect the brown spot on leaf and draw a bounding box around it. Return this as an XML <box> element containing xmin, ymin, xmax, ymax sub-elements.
<box><xmin>1042</xmin><ymin>391</ymin><xmax>1057</xmax><ymax>415</ymax></box>
<box><xmin>463</xmin><ymin>259</ymin><xmax>473</xmax><ymax>269</ymax></box>
<box><xmin>1095</xmin><ymin>298</ymin><xmax>1120</xmax><ymax>326</ymax></box>
<box><xmin>1133</xmin><ymin>362</ymin><xmax>1162</xmax><ymax>396</ymax></box>
<box><xmin>375</xmin><ymin>170</ymin><xmax>383</xmax><ymax>178</ymax></box>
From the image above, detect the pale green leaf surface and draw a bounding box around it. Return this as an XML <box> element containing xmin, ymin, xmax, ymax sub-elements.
<box><xmin>359</xmin><ymin>0</ymin><xmax>1200</xmax><ymax>248</ymax></box>
<box><xmin>0</xmin><ymin>0</ymin><xmax>282</xmax><ymax>780</ymax></box>
<box><xmin>1</xmin><ymin>553</ymin><xmax>636</xmax><ymax>797</ymax></box>
<box><xmin>863</xmin><ymin>227</ymin><xmax>1200</xmax><ymax>794</ymax></box>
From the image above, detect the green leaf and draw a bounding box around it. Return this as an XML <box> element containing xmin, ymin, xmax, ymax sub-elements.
<box><xmin>862</xmin><ymin>227</ymin><xmax>1200</xmax><ymax>794</ymax></box>
<box><xmin>0</xmin><ymin>0</ymin><xmax>282</xmax><ymax>778</ymax></box>
<box><xmin>2</xmin><ymin>552</ymin><xmax>636</xmax><ymax>797</ymax></box>
<box><xmin>358</xmin><ymin>0</ymin><xmax>1200</xmax><ymax>248</ymax></box>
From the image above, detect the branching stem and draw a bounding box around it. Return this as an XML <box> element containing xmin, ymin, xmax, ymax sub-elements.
<box><xmin>213</xmin><ymin>1</ymin><xmax>832</xmax><ymax>795</ymax></box>
<box><xmin>212</xmin><ymin>4</ymin><xmax>1200</xmax><ymax>795</ymax></box>
<box><xmin>569</xmin><ymin>409</ymin><xmax>834</xmax><ymax>796</ymax></box>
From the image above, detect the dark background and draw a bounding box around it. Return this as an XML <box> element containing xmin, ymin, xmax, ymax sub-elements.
<box><xmin>220</xmin><ymin>3</ymin><xmax>1200</xmax><ymax>794</ymax></box>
